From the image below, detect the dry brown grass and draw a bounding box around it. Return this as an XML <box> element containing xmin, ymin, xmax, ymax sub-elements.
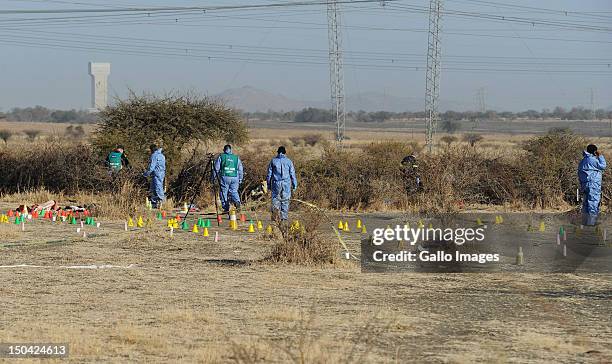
<box><xmin>267</xmin><ymin>210</ymin><xmax>338</xmax><ymax>265</ymax></box>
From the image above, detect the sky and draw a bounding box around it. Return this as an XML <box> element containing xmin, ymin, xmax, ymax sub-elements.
<box><xmin>0</xmin><ymin>0</ymin><xmax>610</xmax><ymax>112</ymax></box>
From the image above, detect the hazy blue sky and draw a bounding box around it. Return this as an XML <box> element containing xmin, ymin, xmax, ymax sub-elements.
<box><xmin>0</xmin><ymin>0</ymin><xmax>610</xmax><ymax>111</ymax></box>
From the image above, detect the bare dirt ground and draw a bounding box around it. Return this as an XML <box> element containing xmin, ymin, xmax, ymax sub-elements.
<box><xmin>0</xmin><ymin>204</ymin><xmax>610</xmax><ymax>363</ymax></box>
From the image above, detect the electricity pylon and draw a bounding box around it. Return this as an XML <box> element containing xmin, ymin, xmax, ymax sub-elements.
<box><xmin>327</xmin><ymin>0</ymin><xmax>346</xmax><ymax>142</ymax></box>
<box><xmin>425</xmin><ymin>0</ymin><xmax>442</xmax><ymax>152</ymax></box>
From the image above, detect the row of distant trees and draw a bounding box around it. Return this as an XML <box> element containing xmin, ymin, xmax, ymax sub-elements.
<box><xmin>0</xmin><ymin>106</ymin><xmax>97</xmax><ymax>123</ymax></box>
<box><xmin>244</xmin><ymin>106</ymin><xmax>612</xmax><ymax>123</ymax></box>
<box><xmin>2</xmin><ymin>105</ymin><xmax>611</xmax><ymax>124</ymax></box>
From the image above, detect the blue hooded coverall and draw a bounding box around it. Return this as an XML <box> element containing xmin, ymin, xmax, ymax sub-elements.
<box><xmin>578</xmin><ymin>151</ymin><xmax>606</xmax><ymax>225</ymax></box>
<box><xmin>266</xmin><ymin>153</ymin><xmax>297</xmax><ymax>220</ymax></box>
<box><xmin>213</xmin><ymin>149</ymin><xmax>244</xmax><ymax>212</ymax></box>
<box><xmin>143</xmin><ymin>148</ymin><xmax>166</xmax><ymax>208</ymax></box>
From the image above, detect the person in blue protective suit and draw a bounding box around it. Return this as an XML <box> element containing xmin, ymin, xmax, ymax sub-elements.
<box><xmin>212</xmin><ymin>144</ymin><xmax>244</xmax><ymax>213</ymax></box>
<box><xmin>578</xmin><ymin>144</ymin><xmax>606</xmax><ymax>226</ymax></box>
<box><xmin>266</xmin><ymin>146</ymin><xmax>298</xmax><ymax>223</ymax></box>
<box><xmin>143</xmin><ymin>144</ymin><xmax>166</xmax><ymax>209</ymax></box>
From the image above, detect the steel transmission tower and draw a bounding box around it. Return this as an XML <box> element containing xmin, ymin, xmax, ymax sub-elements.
<box><xmin>477</xmin><ymin>87</ymin><xmax>486</xmax><ymax>114</ymax></box>
<box><xmin>327</xmin><ymin>0</ymin><xmax>346</xmax><ymax>142</ymax></box>
<box><xmin>425</xmin><ymin>0</ymin><xmax>442</xmax><ymax>152</ymax></box>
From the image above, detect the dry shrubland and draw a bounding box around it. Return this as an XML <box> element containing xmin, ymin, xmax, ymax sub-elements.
<box><xmin>0</xmin><ymin>129</ymin><xmax>596</xmax><ymax>214</ymax></box>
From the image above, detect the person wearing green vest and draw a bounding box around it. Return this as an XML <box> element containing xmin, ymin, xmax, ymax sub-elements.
<box><xmin>106</xmin><ymin>145</ymin><xmax>130</xmax><ymax>172</ymax></box>
<box><xmin>212</xmin><ymin>144</ymin><xmax>244</xmax><ymax>213</ymax></box>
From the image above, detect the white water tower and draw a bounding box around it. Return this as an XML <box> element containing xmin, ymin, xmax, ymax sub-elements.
<box><xmin>88</xmin><ymin>62</ymin><xmax>110</xmax><ymax>112</ymax></box>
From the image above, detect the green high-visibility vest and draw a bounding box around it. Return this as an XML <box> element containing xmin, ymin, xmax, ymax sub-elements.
<box><xmin>220</xmin><ymin>153</ymin><xmax>239</xmax><ymax>177</ymax></box>
<box><xmin>108</xmin><ymin>151</ymin><xmax>123</xmax><ymax>171</ymax></box>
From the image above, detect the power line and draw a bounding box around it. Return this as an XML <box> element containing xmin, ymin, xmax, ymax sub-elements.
<box><xmin>388</xmin><ymin>3</ymin><xmax>612</xmax><ymax>32</ymax></box>
<box><xmin>1</xmin><ymin>29</ymin><xmax>608</xmax><ymax>70</ymax></box>
<box><xmin>0</xmin><ymin>0</ymin><xmax>396</xmax><ymax>14</ymax></box>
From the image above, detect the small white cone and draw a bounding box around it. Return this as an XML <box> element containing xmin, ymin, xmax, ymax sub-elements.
<box><xmin>27</xmin><ymin>214</ymin><xmax>32</xmax><ymax>220</ymax></box>
<box><xmin>580</xmin><ymin>225</ymin><xmax>584</xmax><ymax>230</ymax></box>
<box><xmin>76</xmin><ymin>227</ymin><xmax>81</xmax><ymax>233</ymax></box>
<box><xmin>214</xmin><ymin>231</ymin><xmax>219</xmax><ymax>243</ymax></box>
<box><xmin>344</xmin><ymin>252</ymin><xmax>350</xmax><ymax>260</ymax></box>
<box><xmin>82</xmin><ymin>231</ymin><xmax>87</xmax><ymax>238</ymax></box>
<box><xmin>96</xmin><ymin>222</ymin><xmax>100</xmax><ymax>228</ymax></box>
<box><xmin>124</xmin><ymin>221</ymin><xmax>128</xmax><ymax>232</ymax></box>
<box><xmin>556</xmin><ymin>234</ymin><xmax>560</xmax><ymax>245</ymax></box>
<box><xmin>563</xmin><ymin>244</ymin><xmax>567</xmax><ymax>257</ymax></box>
<box><xmin>563</xmin><ymin>230</ymin><xmax>567</xmax><ymax>241</ymax></box>
<box><xmin>170</xmin><ymin>226</ymin><xmax>174</xmax><ymax>237</ymax></box>
<box><xmin>80</xmin><ymin>221</ymin><xmax>84</xmax><ymax>228</ymax></box>
<box><xmin>21</xmin><ymin>221</ymin><xmax>25</xmax><ymax>232</ymax></box>
<box><xmin>52</xmin><ymin>216</ymin><xmax>56</xmax><ymax>222</ymax></box>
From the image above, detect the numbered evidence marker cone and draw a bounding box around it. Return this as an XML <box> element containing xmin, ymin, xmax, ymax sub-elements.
<box><xmin>516</xmin><ymin>246</ymin><xmax>524</xmax><ymax>266</ymax></box>
<box><xmin>266</xmin><ymin>225</ymin><xmax>273</xmax><ymax>234</ymax></box>
<box><xmin>203</xmin><ymin>227</ymin><xmax>209</xmax><ymax>237</ymax></box>
<box><xmin>356</xmin><ymin>219</ymin><xmax>362</xmax><ymax>229</ymax></box>
<box><xmin>248</xmin><ymin>222</ymin><xmax>256</xmax><ymax>233</ymax></box>
<box><xmin>137</xmin><ymin>216</ymin><xmax>144</xmax><ymax>228</ymax></box>
<box><xmin>539</xmin><ymin>221</ymin><xmax>546</xmax><ymax>232</ymax></box>
<box><xmin>192</xmin><ymin>224</ymin><xmax>199</xmax><ymax>234</ymax></box>
<box><xmin>214</xmin><ymin>231</ymin><xmax>219</xmax><ymax>243</ymax></box>
<box><xmin>361</xmin><ymin>224</ymin><xmax>367</xmax><ymax>234</ymax></box>
<box><xmin>229</xmin><ymin>210</ymin><xmax>237</xmax><ymax>230</ymax></box>
<box><xmin>343</xmin><ymin>221</ymin><xmax>350</xmax><ymax>232</ymax></box>
<box><xmin>128</xmin><ymin>217</ymin><xmax>135</xmax><ymax>228</ymax></box>
<box><xmin>257</xmin><ymin>220</ymin><xmax>263</xmax><ymax>231</ymax></box>
<box><xmin>338</xmin><ymin>220</ymin><xmax>344</xmax><ymax>230</ymax></box>
<box><xmin>181</xmin><ymin>220</ymin><xmax>189</xmax><ymax>231</ymax></box>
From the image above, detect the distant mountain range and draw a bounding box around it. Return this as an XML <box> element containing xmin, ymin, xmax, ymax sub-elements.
<box><xmin>214</xmin><ymin>85</ymin><xmax>432</xmax><ymax>112</ymax></box>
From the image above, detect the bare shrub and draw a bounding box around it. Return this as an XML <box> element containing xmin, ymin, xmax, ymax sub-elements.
<box><xmin>0</xmin><ymin>129</ymin><xmax>12</xmax><ymax>144</ymax></box>
<box><xmin>65</xmin><ymin>125</ymin><xmax>85</xmax><ymax>139</ymax></box>
<box><xmin>440</xmin><ymin>135</ymin><xmax>457</xmax><ymax>146</ymax></box>
<box><xmin>463</xmin><ymin>133</ymin><xmax>483</xmax><ymax>146</ymax></box>
<box><xmin>267</xmin><ymin>210</ymin><xmax>337</xmax><ymax>265</ymax></box>
<box><xmin>23</xmin><ymin>129</ymin><xmax>41</xmax><ymax>141</ymax></box>
<box><xmin>289</xmin><ymin>134</ymin><xmax>324</xmax><ymax>147</ymax></box>
<box><xmin>521</xmin><ymin>129</ymin><xmax>585</xmax><ymax>209</ymax></box>
<box><xmin>91</xmin><ymin>91</ymin><xmax>248</xmax><ymax>177</ymax></box>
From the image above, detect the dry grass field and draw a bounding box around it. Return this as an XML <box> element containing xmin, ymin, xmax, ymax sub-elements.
<box><xmin>0</xmin><ymin>120</ymin><xmax>610</xmax><ymax>363</ymax></box>
<box><xmin>0</xmin><ymin>204</ymin><xmax>610</xmax><ymax>363</ymax></box>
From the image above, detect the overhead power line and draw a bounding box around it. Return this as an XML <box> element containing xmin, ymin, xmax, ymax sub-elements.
<box><xmin>0</xmin><ymin>0</ymin><xmax>397</xmax><ymax>14</ymax></box>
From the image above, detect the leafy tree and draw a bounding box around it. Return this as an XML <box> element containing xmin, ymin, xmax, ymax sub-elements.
<box><xmin>294</xmin><ymin>108</ymin><xmax>333</xmax><ymax>123</ymax></box>
<box><xmin>91</xmin><ymin>91</ymin><xmax>248</xmax><ymax>175</ymax></box>
<box><xmin>51</xmin><ymin>110</ymin><xmax>79</xmax><ymax>123</ymax></box>
<box><xmin>441</xmin><ymin>119</ymin><xmax>461</xmax><ymax>134</ymax></box>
